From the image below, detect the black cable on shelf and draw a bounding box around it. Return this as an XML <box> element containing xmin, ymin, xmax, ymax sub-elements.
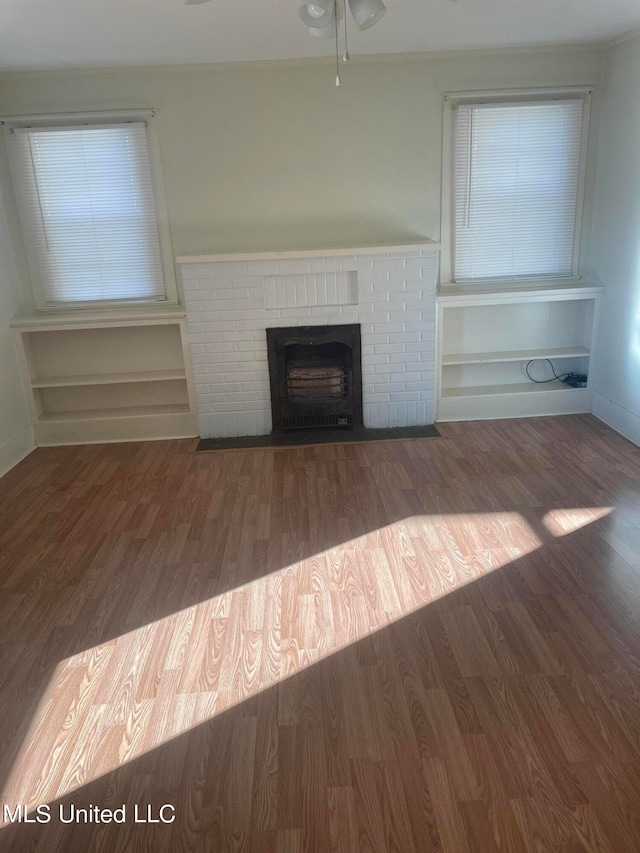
<box><xmin>525</xmin><ymin>358</ymin><xmax>572</xmax><ymax>384</ymax></box>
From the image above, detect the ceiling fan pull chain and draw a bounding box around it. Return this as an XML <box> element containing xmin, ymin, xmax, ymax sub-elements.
<box><xmin>335</xmin><ymin>0</ymin><xmax>342</xmax><ymax>85</ymax></box>
<box><xmin>343</xmin><ymin>0</ymin><xmax>350</xmax><ymax>61</ymax></box>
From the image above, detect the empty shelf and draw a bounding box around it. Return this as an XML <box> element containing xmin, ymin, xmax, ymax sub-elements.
<box><xmin>441</xmin><ymin>380</ymin><xmax>583</xmax><ymax>398</ymax></box>
<box><xmin>31</xmin><ymin>369</ymin><xmax>187</xmax><ymax>388</ymax></box>
<box><xmin>442</xmin><ymin>347</ymin><xmax>590</xmax><ymax>366</ymax></box>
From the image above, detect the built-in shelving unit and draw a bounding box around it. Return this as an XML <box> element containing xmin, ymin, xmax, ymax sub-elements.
<box><xmin>12</xmin><ymin>310</ymin><xmax>198</xmax><ymax>445</ymax></box>
<box><xmin>436</xmin><ymin>283</ymin><xmax>603</xmax><ymax>422</ymax></box>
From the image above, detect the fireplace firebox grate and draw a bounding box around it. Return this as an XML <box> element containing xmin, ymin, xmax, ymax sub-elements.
<box><xmin>282</xmin><ymin>413</ymin><xmax>353</xmax><ymax>430</ymax></box>
<box><xmin>286</xmin><ymin>365</ymin><xmax>348</xmax><ymax>402</ymax></box>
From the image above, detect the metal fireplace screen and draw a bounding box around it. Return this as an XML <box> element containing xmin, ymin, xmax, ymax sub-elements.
<box><xmin>267</xmin><ymin>324</ymin><xmax>363</xmax><ymax>432</ymax></box>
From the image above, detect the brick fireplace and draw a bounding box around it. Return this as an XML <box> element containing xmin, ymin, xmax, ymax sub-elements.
<box><xmin>178</xmin><ymin>244</ymin><xmax>439</xmax><ymax>439</ymax></box>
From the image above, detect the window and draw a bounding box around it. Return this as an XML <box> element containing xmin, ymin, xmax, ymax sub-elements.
<box><xmin>5</xmin><ymin>113</ymin><xmax>174</xmax><ymax>307</ymax></box>
<box><xmin>443</xmin><ymin>92</ymin><xmax>590</xmax><ymax>284</ymax></box>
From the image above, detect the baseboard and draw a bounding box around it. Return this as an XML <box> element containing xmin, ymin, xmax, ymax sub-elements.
<box><xmin>437</xmin><ymin>387</ymin><xmax>590</xmax><ymax>422</ymax></box>
<box><xmin>591</xmin><ymin>391</ymin><xmax>640</xmax><ymax>448</ymax></box>
<box><xmin>35</xmin><ymin>412</ymin><xmax>198</xmax><ymax>446</ymax></box>
<box><xmin>0</xmin><ymin>422</ymin><xmax>36</xmax><ymax>479</ymax></box>
<box><xmin>36</xmin><ymin>434</ymin><xmax>198</xmax><ymax>448</ymax></box>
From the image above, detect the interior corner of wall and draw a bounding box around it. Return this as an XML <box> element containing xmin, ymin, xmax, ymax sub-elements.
<box><xmin>592</xmin><ymin>390</ymin><xmax>640</xmax><ymax>448</ymax></box>
<box><xmin>0</xmin><ymin>421</ymin><xmax>36</xmax><ymax>479</ymax></box>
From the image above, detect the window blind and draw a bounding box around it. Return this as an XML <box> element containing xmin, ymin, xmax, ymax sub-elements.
<box><xmin>8</xmin><ymin>122</ymin><xmax>165</xmax><ymax>305</ymax></box>
<box><xmin>453</xmin><ymin>99</ymin><xmax>584</xmax><ymax>282</ymax></box>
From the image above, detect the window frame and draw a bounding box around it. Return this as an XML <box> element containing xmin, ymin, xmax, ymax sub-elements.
<box><xmin>440</xmin><ymin>87</ymin><xmax>593</xmax><ymax>288</ymax></box>
<box><xmin>1</xmin><ymin>109</ymin><xmax>178</xmax><ymax>311</ymax></box>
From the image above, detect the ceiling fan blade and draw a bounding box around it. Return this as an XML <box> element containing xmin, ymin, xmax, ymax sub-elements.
<box><xmin>185</xmin><ymin>0</ymin><xmax>213</xmax><ymax>5</ymax></box>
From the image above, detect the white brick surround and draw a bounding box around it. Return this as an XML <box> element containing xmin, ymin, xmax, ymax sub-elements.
<box><xmin>264</xmin><ymin>271</ymin><xmax>358</xmax><ymax>310</ymax></box>
<box><xmin>178</xmin><ymin>245</ymin><xmax>439</xmax><ymax>439</ymax></box>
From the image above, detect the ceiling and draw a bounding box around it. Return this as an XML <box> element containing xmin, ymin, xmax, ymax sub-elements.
<box><xmin>1</xmin><ymin>0</ymin><xmax>639</xmax><ymax>73</ymax></box>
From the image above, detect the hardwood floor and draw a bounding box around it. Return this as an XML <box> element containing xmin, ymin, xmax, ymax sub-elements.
<box><xmin>1</xmin><ymin>415</ymin><xmax>640</xmax><ymax>851</ymax></box>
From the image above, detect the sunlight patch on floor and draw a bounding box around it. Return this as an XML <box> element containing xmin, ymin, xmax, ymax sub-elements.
<box><xmin>542</xmin><ymin>506</ymin><xmax>612</xmax><ymax>537</ymax></box>
<box><xmin>1</xmin><ymin>510</ymin><xmax>553</xmax><ymax>818</ymax></box>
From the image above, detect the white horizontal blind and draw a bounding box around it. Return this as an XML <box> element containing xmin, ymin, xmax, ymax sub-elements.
<box><xmin>9</xmin><ymin>122</ymin><xmax>165</xmax><ymax>305</ymax></box>
<box><xmin>453</xmin><ymin>100</ymin><xmax>584</xmax><ymax>282</ymax></box>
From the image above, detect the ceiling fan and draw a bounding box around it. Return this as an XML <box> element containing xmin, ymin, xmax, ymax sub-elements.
<box><xmin>185</xmin><ymin>0</ymin><xmax>387</xmax><ymax>84</ymax></box>
<box><xmin>185</xmin><ymin>0</ymin><xmax>386</xmax><ymax>25</ymax></box>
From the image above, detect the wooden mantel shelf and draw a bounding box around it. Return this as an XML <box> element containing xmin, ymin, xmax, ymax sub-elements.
<box><xmin>176</xmin><ymin>239</ymin><xmax>441</xmax><ymax>264</ymax></box>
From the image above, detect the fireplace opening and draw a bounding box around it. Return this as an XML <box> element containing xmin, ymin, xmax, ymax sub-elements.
<box><xmin>267</xmin><ymin>324</ymin><xmax>363</xmax><ymax>432</ymax></box>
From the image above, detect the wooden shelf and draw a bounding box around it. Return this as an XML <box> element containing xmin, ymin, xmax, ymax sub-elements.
<box><xmin>32</xmin><ymin>369</ymin><xmax>186</xmax><ymax>388</ymax></box>
<box><xmin>437</xmin><ymin>281</ymin><xmax>604</xmax><ymax>303</ymax></box>
<box><xmin>442</xmin><ymin>346</ymin><xmax>590</xmax><ymax>366</ymax></box>
<box><xmin>441</xmin><ymin>380</ymin><xmax>580</xmax><ymax>399</ymax></box>
<box><xmin>11</xmin><ymin>307</ymin><xmax>185</xmax><ymax>328</ymax></box>
<box><xmin>39</xmin><ymin>403</ymin><xmax>191</xmax><ymax>422</ymax></box>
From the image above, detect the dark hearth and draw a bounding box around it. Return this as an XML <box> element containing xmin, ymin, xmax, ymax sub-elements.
<box><xmin>266</xmin><ymin>324</ymin><xmax>363</xmax><ymax>432</ymax></box>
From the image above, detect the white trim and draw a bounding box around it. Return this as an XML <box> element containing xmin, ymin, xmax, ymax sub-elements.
<box><xmin>602</xmin><ymin>26</ymin><xmax>640</xmax><ymax>50</ymax></box>
<box><xmin>0</xmin><ymin>46</ymin><xmax>604</xmax><ymax>81</ymax></box>
<box><xmin>439</xmin><ymin>99</ymin><xmax>454</xmax><ymax>285</ymax></box>
<box><xmin>572</xmin><ymin>94</ymin><xmax>591</xmax><ymax>280</ymax></box>
<box><xmin>437</xmin><ymin>389</ymin><xmax>591</xmax><ymax>422</ymax></box>
<box><xmin>32</xmin><ymin>298</ymin><xmax>176</xmax><ymax>311</ymax></box>
<box><xmin>0</xmin><ymin>423</ymin><xmax>35</xmax><ymax>479</ymax></box>
<box><xmin>0</xmin><ymin>109</ymin><xmax>155</xmax><ymax>127</ymax></box>
<box><xmin>35</xmin><ymin>434</ymin><xmax>198</xmax><ymax>448</ymax></box>
<box><xmin>437</xmin><ymin>280</ymin><xmax>603</xmax><ymax>303</ymax></box>
<box><xmin>35</xmin><ymin>413</ymin><xmax>198</xmax><ymax>445</ymax></box>
<box><xmin>11</xmin><ymin>308</ymin><xmax>186</xmax><ymax>329</ymax></box>
<box><xmin>443</xmin><ymin>86</ymin><xmax>593</xmax><ymax>104</ymax></box>
<box><xmin>176</xmin><ymin>241</ymin><xmax>440</xmax><ymax>264</ymax></box>
<box><xmin>145</xmin><ymin>115</ymin><xmax>179</xmax><ymax>305</ymax></box>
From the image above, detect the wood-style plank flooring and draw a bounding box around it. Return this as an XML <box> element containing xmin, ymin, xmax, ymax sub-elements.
<box><xmin>1</xmin><ymin>415</ymin><xmax>640</xmax><ymax>851</ymax></box>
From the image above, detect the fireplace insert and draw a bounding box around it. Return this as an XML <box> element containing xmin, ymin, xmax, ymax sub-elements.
<box><xmin>266</xmin><ymin>324</ymin><xmax>363</xmax><ymax>432</ymax></box>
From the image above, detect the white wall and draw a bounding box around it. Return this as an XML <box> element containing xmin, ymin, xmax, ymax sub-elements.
<box><xmin>0</xmin><ymin>48</ymin><xmax>602</xmax><ymax>276</ymax></box>
<box><xmin>0</xmin><ymin>185</ymin><xmax>34</xmax><ymax>476</ymax></box>
<box><xmin>589</xmin><ymin>34</ymin><xmax>640</xmax><ymax>445</ymax></box>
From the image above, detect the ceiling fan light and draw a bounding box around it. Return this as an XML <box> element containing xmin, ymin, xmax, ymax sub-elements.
<box><xmin>348</xmin><ymin>0</ymin><xmax>386</xmax><ymax>30</ymax></box>
<box><xmin>298</xmin><ymin>0</ymin><xmax>335</xmax><ymax>29</ymax></box>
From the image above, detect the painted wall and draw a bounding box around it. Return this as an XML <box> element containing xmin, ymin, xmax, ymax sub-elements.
<box><xmin>0</xmin><ymin>184</ymin><xmax>34</xmax><ymax>476</ymax></box>
<box><xmin>0</xmin><ymin>47</ymin><xmax>604</xmax><ymax>459</ymax></box>
<box><xmin>0</xmin><ymin>48</ymin><xmax>601</xmax><ymax>271</ymax></box>
<box><xmin>589</xmin><ymin>34</ymin><xmax>640</xmax><ymax>445</ymax></box>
